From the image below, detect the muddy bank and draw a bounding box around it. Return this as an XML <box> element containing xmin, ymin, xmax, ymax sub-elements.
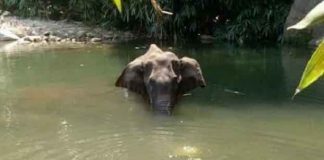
<box><xmin>0</xmin><ymin>13</ymin><xmax>136</xmax><ymax>44</ymax></box>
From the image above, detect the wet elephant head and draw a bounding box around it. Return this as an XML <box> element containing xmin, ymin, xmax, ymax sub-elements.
<box><xmin>115</xmin><ymin>44</ymin><xmax>206</xmax><ymax>114</ymax></box>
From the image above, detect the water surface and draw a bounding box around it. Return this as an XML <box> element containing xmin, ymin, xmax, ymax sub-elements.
<box><xmin>0</xmin><ymin>42</ymin><xmax>324</xmax><ymax>160</ymax></box>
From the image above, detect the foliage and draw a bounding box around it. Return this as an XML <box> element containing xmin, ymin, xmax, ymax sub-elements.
<box><xmin>113</xmin><ymin>0</ymin><xmax>122</xmax><ymax>13</ymax></box>
<box><xmin>1</xmin><ymin>0</ymin><xmax>292</xmax><ymax>42</ymax></box>
<box><xmin>294</xmin><ymin>41</ymin><xmax>324</xmax><ymax>96</ymax></box>
<box><xmin>287</xmin><ymin>1</ymin><xmax>324</xmax><ymax>30</ymax></box>
<box><xmin>2</xmin><ymin>0</ymin><xmax>105</xmax><ymax>22</ymax></box>
<box><xmin>224</xmin><ymin>3</ymin><xmax>289</xmax><ymax>43</ymax></box>
<box><xmin>287</xmin><ymin>1</ymin><xmax>324</xmax><ymax>96</ymax></box>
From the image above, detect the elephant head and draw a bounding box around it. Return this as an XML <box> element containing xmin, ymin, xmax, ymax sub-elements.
<box><xmin>115</xmin><ymin>44</ymin><xmax>206</xmax><ymax>114</ymax></box>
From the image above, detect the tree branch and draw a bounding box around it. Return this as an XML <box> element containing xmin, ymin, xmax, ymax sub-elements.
<box><xmin>150</xmin><ymin>0</ymin><xmax>173</xmax><ymax>16</ymax></box>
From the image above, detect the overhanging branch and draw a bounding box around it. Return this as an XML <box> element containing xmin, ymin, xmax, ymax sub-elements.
<box><xmin>150</xmin><ymin>0</ymin><xmax>173</xmax><ymax>16</ymax></box>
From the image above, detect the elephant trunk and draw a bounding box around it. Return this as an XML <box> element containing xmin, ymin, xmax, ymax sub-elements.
<box><xmin>151</xmin><ymin>95</ymin><xmax>174</xmax><ymax>115</ymax></box>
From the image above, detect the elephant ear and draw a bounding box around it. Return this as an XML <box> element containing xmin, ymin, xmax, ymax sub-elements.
<box><xmin>115</xmin><ymin>59</ymin><xmax>146</xmax><ymax>95</ymax></box>
<box><xmin>179</xmin><ymin>57</ymin><xmax>206</xmax><ymax>94</ymax></box>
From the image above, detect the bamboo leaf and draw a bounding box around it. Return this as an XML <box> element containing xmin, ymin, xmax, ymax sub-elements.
<box><xmin>294</xmin><ymin>41</ymin><xmax>324</xmax><ymax>96</ymax></box>
<box><xmin>287</xmin><ymin>1</ymin><xmax>324</xmax><ymax>30</ymax></box>
<box><xmin>112</xmin><ymin>0</ymin><xmax>122</xmax><ymax>13</ymax></box>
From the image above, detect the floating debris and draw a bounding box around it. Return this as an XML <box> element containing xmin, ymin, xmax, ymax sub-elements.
<box><xmin>135</xmin><ymin>46</ymin><xmax>147</xmax><ymax>50</ymax></box>
<box><xmin>224</xmin><ymin>88</ymin><xmax>246</xmax><ymax>96</ymax></box>
<box><xmin>183</xmin><ymin>93</ymin><xmax>192</xmax><ymax>97</ymax></box>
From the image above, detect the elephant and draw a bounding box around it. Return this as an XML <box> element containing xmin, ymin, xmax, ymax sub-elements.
<box><xmin>115</xmin><ymin>44</ymin><xmax>206</xmax><ymax>114</ymax></box>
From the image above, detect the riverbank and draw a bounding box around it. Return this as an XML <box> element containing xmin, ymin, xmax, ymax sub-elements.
<box><xmin>0</xmin><ymin>12</ymin><xmax>136</xmax><ymax>44</ymax></box>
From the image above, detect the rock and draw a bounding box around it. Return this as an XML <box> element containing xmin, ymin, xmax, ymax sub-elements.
<box><xmin>0</xmin><ymin>11</ymin><xmax>11</xmax><ymax>20</ymax></box>
<box><xmin>123</xmin><ymin>31</ymin><xmax>134</xmax><ymax>38</ymax></box>
<box><xmin>0</xmin><ymin>16</ymin><xmax>136</xmax><ymax>44</ymax></box>
<box><xmin>90</xmin><ymin>37</ymin><xmax>102</xmax><ymax>43</ymax></box>
<box><xmin>43</xmin><ymin>35</ymin><xmax>61</xmax><ymax>42</ymax></box>
<box><xmin>23</xmin><ymin>36</ymin><xmax>42</xmax><ymax>42</ymax></box>
<box><xmin>0</xmin><ymin>11</ymin><xmax>11</xmax><ymax>17</ymax></box>
<box><xmin>0</xmin><ymin>28</ymin><xmax>23</xmax><ymax>41</ymax></box>
<box><xmin>43</xmin><ymin>36</ymin><xmax>49</xmax><ymax>42</ymax></box>
<box><xmin>43</xmin><ymin>31</ymin><xmax>51</xmax><ymax>37</ymax></box>
<box><xmin>103</xmin><ymin>34</ymin><xmax>114</xmax><ymax>40</ymax></box>
<box><xmin>0</xmin><ymin>36</ymin><xmax>15</xmax><ymax>41</ymax></box>
<box><xmin>17</xmin><ymin>38</ymin><xmax>31</xmax><ymax>44</ymax></box>
<box><xmin>55</xmin><ymin>36</ymin><xmax>62</xmax><ymax>42</ymax></box>
<box><xmin>48</xmin><ymin>35</ymin><xmax>61</xmax><ymax>42</ymax></box>
<box><xmin>62</xmin><ymin>33</ymin><xmax>69</xmax><ymax>38</ymax></box>
<box><xmin>30</xmin><ymin>30</ymin><xmax>39</xmax><ymax>36</ymax></box>
<box><xmin>60</xmin><ymin>39</ymin><xmax>67</xmax><ymax>42</ymax></box>
<box><xmin>10</xmin><ymin>28</ymin><xmax>27</xmax><ymax>38</ymax></box>
<box><xmin>86</xmin><ymin>32</ymin><xmax>95</xmax><ymax>38</ymax></box>
<box><xmin>54</xmin><ymin>30</ymin><xmax>68</xmax><ymax>38</ymax></box>
<box><xmin>76</xmin><ymin>30</ymin><xmax>86</xmax><ymax>38</ymax></box>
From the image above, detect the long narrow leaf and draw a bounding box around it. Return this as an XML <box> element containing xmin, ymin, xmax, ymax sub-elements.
<box><xmin>287</xmin><ymin>1</ymin><xmax>324</xmax><ymax>30</ymax></box>
<box><xmin>112</xmin><ymin>0</ymin><xmax>122</xmax><ymax>13</ymax></box>
<box><xmin>294</xmin><ymin>41</ymin><xmax>324</xmax><ymax>96</ymax></box>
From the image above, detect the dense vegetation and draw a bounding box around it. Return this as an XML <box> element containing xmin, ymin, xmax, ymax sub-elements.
<box><xmin>1</xmin><ymin>0</ymin><xmax>292</xmax><ymax>43</ymax></box>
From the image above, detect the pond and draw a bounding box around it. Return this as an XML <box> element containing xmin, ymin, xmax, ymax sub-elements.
<box><xmin>0</xmin><ymin>42</ymin><xmax>324</xmax><ymax>160</ymax></box>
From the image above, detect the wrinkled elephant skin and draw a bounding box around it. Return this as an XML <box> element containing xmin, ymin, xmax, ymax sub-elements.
<box><xmin>115</xmin><ymin>44</ymin><xmax>206</xmax><ymax>114</ymax></box>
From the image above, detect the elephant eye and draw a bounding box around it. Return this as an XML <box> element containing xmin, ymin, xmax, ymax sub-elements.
<box><xmin>172</xmin><ymin>76</ymin><xmax>178</xmax><ymax>82</ymax></box>
<box><xmin>145</xmin><ymin>61</ymin><xmax>153</xmax><ymax>70</ymax></box>
<box><xmin>148</xmin><ymin>78</ymin><xmax>157</xmax><ymax>85</ymax></box>
<box><xmin>171</xmin><ymin>60</ymin><xmax>180</xmax><ymax>71</ymax></box>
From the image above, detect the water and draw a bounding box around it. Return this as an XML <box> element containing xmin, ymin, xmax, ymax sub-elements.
<box><xmin>0</xmin><ymin>42</ymin><xmax>324</xmax><ymax>160</ymax></box>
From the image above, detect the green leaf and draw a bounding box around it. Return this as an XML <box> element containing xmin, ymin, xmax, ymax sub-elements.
<box><xmin>287</xmin><ymin>1</ymin><xmax>324</xmax><ymax>30</ymax></box>
<box><xmin>294</xmin><ymin>41</ymin><xmax>324</xmax><ymax>96</ymax></box>
<box><xmin>112</xmin><ymin>0</ymin><xmax>122</xmax><ymax>13</ymax></box>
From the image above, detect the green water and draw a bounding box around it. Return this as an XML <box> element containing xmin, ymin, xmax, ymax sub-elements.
<box><xmin>0</xmin><ymin>42</ymin><xmax>324</xmax><ymax>160</ymax></box>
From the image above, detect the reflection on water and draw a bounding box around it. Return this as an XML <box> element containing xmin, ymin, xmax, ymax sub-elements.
<box><xmin>0</xmin><ymin>43</ymin><xmax>324</xmax><ymax>160</ymax></box>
